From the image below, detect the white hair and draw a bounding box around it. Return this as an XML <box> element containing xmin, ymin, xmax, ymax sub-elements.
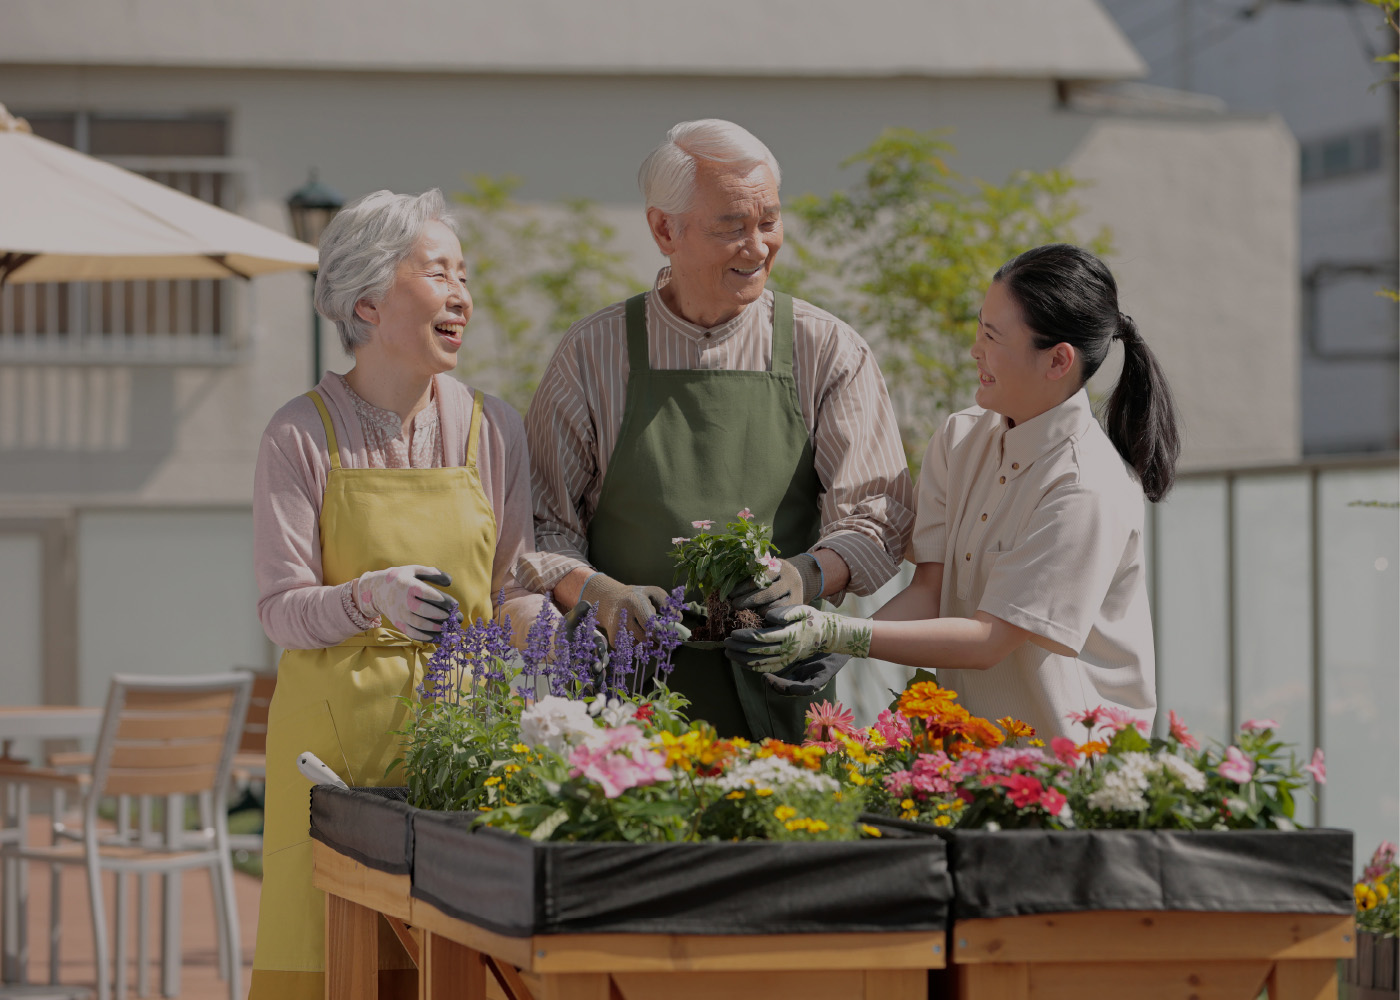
<box><xmin>314</xmin><ymin>188</ymin><xmax>459</xmax><ymax>353</ymax></box>
<box><xmin>637</xmin><ymin>119</ymin><xmax>782</xmax><ymax>218</ymax></box>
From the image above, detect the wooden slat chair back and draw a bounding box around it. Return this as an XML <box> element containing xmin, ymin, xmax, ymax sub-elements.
<box><xmin>1</xmin><ymin>673</ymin><xmax>252</xmax><ymax>1000</ymax></box>
<box><xmin>236</xmin><ymin>669</ymin><xmax>275</xmax><ymax>755</ymax></box>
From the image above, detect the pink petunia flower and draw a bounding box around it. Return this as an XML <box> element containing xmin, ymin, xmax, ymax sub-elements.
<box><xmin>671</xmin><ymin>537</ymin><xmax>688</xmax><ymax>545</ymax></box>
<box><xmin>1218</xmin><ymin>745</ymin><xmax>1255</xmax><ymax>784</ymax></box>
<box><xmin>691</xmin><ymin>519</ymin><xmax>714</xmax><ymax>530</ymax></box>
<box><xmin>1100</xmin><ymin>706</ymin><xmax>1150</xmax><ymax>736</ymax></box>
<box><xmin>1302</xmin><ymin>747</ymin><xmax>1326</xmax><ymax>785</ymax></box>
<box><xmin>873</xmin><ymin>709</ymin><xmax>912</xmax><ymax>746</ymax></box>
<box><xmin>1050</xmin><ymin>737</ymin><xmax>1082</xmax><ymax>767</ymax></box>
<box><xmin>998</xmin><ymin>774</ymin><xmax>1045</xmax><ymax>809</ymax></box>
<box><xmin>1168</xmin><ymin>710</ymin><xmax>1199</xmax><ymax>751</ymax></box>
<box><xmin>568</xmin><ymin>725</ymin><xmax>671</xmax><ymax>798</ymax></box>
<box><xmin>1040</xmin><ymin>787</ymin><xmax>1068</xmax><ymax>815</ymax></box>
<box><xmin>760</xmin><ymin>555</ymin><xmax>782</xmax><ymax>575</ymax></box>
<box><xmin>737</xmin><ymin>508</ymin><xmax>753</xmax><ymax>520</ymax></box>
<box><xmin>1240</xmin><ymin>718</ymin><xmax>1279</xmax><ymax>732</ymax></box>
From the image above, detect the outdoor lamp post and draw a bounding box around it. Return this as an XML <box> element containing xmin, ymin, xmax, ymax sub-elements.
<box><xmin>286</xmin><ymin>170</ymin><xmax>344</xmax><ymax>382</ymax></box>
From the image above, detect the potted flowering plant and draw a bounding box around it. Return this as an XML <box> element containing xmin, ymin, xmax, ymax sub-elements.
<box><xmin>1346</xmin><ymin>841</ymin><xmax>1398</xmax><ymax>998</ymax></box>
<box><xmin>669</xmin><ymin>508</ymin><xmax>782</xmax><ymax>642</ymax></box>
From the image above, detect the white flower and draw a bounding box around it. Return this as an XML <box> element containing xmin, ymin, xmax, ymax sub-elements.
<box><xmin>1156</xmin><ymin>751</ymin><xmax>1206</xmax><ymax>792</ymax></box>
<box><xmin>595</xmin><ymin>698</ymin><xmax>638</xmax><ymax>728</ymax></box>
<box><xmin>518</xmin><ymin>696</ymin><xmax>598</xmax><ymax>756</ymax></box>
<box><xmin>708</xmin><ymin>757</ymin><xmax>838</xmax><ymax>795</ymax></box>
<box><xmin>1086</xmin><ymin>751</ymin><xmax>1153</xmax><ymax>813</ymax></box>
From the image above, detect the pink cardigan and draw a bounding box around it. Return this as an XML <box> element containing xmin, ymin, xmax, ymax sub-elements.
<box><xmin>253</xmin><ymin>372</ymin><xmax>541</xmax><ymax>650</ymax></box>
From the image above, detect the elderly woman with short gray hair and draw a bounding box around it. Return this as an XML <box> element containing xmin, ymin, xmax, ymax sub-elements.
<box><xmin>250</xmin><ymin>188</ymin><xmax>536</xmax><ymax>1000</ymax></box>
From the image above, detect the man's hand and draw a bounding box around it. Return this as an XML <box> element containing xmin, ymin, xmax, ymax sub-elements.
<box><xmin>578</xmin><ymin>573</ymin><xmax>671</xmax><ymax>646</ymax></box>
<box><xmin>354</xmin><ymin>566</ymin><xmax>457</xmax><ymax>643</ymax></box>
<box><xmin>725</xmin><ymin>605</ymin><xmax>872</xmax><ymax>673</ymax></box>
<box><xmin>759</xmin><ymin>652</ymin><xmax>852</xmax><ymax>696</ymax></box>
<box><xmin>729</xmin><ymin>552</ymin><xmax>821</xmax><ymax>614</ymax></box>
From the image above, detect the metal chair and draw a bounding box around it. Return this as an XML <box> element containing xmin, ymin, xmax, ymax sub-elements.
<box><xmin>0</xmin><ymin>673</ymin><xmax>252</xmax><ymax>1000</ymax></box>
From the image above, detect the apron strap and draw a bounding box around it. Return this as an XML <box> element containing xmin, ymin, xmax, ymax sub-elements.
<box><xmin>624</xmin><ymin>293</ymin><xmax>650</xmax><ymax>373</ymax></box>
<box><xmin>465</xmin><ymin>389</ymin><xmax>485</xmax><ymax>467</ymax></box>
<box><xmin>771</xmin><ymin>292</ymin><xmax>794</xmax><ymax>376</ymax></box>
<box><xmin>304</xmin><ymin>389</ymin><xmax>342</xmax><ymax>471</ymax></box>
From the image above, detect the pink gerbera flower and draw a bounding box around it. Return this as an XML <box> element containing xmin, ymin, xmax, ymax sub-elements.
<box><xmin>1302</xmin><ymin>747</ymin><xmax>1326</xmax><ymax>785</ymax></box>
<box><xmin>1100</xmin><ymin>706</ymin><xmax>1150</xmax><ymax>736</ymax></box>
<box><xmin>1218</xmin><ymin>745</ymin><xmax>1255</xmax><ymax>784</ymax></box>
<box><xmin>1168</xmin><ymin>710</ymin><xmax>1199</xmax><ymax>751</ymax></box>
<box><xmin>1050</xmin><ymin>737</ymin><xmax>1082</xmax><ymax>767</ymax></box>
<box><xmin>805</xmin><ymin>699</ymin><xmax>856</xmax><ymax>744</ymax></box>
<box><xmin>1066</xmin><ymin>706</ymin><xmax>1106</xmax><ymax>730</ymax></box>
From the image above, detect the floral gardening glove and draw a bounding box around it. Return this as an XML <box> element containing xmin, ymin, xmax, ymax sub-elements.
<box><xmin>729</xmin><ymin>552</ymin><xmax>822</xmax><ymax>614</ymax></box>
<box><xmin>353</xmin><ymin>566</ymin><xmax>457</xmax><ymax>643</ymax></box>
<box><xmin>725</xmin><ymin>605</ymin><xmax>873</xmax><ymax>673</ymax></box>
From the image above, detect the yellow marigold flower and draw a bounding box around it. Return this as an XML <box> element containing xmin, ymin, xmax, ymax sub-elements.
<box><xmin>847</xmin><ymin>772</ymin><xmax>868</xmax><ymax>787</ymax></box>
<box><xmin>833</xmin><ymin>791</ymin><xmax>844</xmax><ymax>802</ymax></box>
<box><xmin>866</xmin><ymin>729</ymin><xmax>887</xmax><ymax>747</ymax></box>
<box><xmin>725</xmin><ymin>790</ymin><xmax>745</xmax><ymax>800</ymax></box>
<box><xmin>997</xmin><ymin>716</ymin><xmax>1037</xmax><ymax>739</ymax></box>
<box><xmin>901</xmin><ymin>798</ymin><xmax>916</xmax><ymax>811</ymax></box>
<box><xmin>936</xmin><ymin>801</ymin><xmax>955</xmax><ymax>811</ymax></box>
<box><xmin>483</xmin><ymin>776</ymin><xmax>502</xmax><ymax>787</ymax></box>
<box><xmin>756</xmin><ymin>787</ymin><xmax>774</xmax><ymax>797</ymax></box>
<box><xmin>774</xmin><ymin>805</ymin><xmax>797</xmax><ymax>821</ymax></box>
<box><xmin>730</xmin><ymin>737</ymin><xmax>751</xmax><ymax>750</ymax></box>
<box><xmin>504</xmin><ymin>764</ymin><xmax>521</xmax><ymax>774</ymax></box>
<box><xmin>480</xmin><ymin>806</ymin><xmax>493</xmax><ymax>812</ymax></box>
<box><xmin>900</xmin><ymin>810</ymin><xmax>919</xmax><ymax>821</ymax></box>
<box><xmin>511</xmin><ymin>743</ymin><xmax>530</xmax><ymax>754</ymax></box>
<box><xmin>502</xmin><ymin>799</ymin><xmax>516</xmax><ymax>807</ymax></box>
<box><xmin>809</xmin><ymin>819</ymin><xmax>830</xmax><ymax>833</ymax></box>
<box><xmin>791</xmin><ymin>745</ymin><xmax>826</xmax><ymax>770</ymax></box>
<box><xmin>1356</xmin><ymin>883</ymin><xmax>1379</xmax><ymax>910</ymax></box>
<box><xmin>859</xmin><ymin>824</ymin><xmax>883</xmax><ymax>838</ymax></box>
<box><xmin>1029</xmin><ymin>738</ymin><xmax>1045</xmax><ymax>748</ymax></box>
<box><xmin>1377</xmin><ymin>882</ymin><xmax>1391</xmax><ymax>901</ymax></box>
<box><xmin>933</xmin><ymin>815</ymin><xmax>953</xmax><ymax>827</ymax></box>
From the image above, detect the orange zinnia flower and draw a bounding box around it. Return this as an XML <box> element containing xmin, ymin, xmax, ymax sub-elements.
<box><xmin>898</xmin><ymin>681</ymin><xmax>961</xmax><ymax>721</ymax></box>
<box><xmin>962</xmin><ymin>716</ymin><xmax>1006</xmax><ymax>749</ymax></box>
<box><xmin>998</xmin><ymin>716</ymin><xmax>1036</xmax><ymax>739</ymax></box>
<box><xmin>1078</xmin><ymin>740</ymin><xmax>1110</xmax><ymax>756</ymax></box>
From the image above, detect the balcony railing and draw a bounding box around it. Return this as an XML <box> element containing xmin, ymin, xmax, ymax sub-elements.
<box><xmin>0</xmin><ymin>157</ymin><xmax>251</xmax><ymax>365</ymax></box>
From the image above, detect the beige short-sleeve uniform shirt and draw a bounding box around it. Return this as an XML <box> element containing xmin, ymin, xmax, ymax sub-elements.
<box><xmin>907</xmin><ymin>389</ymin><xmax>1156</xmax><ymax>741</ymax></box>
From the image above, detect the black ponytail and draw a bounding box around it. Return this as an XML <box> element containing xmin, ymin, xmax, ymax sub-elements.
<box><xmin>992</xmin><ymin>244</ymin><xmax>1181</xmax><ymax>501</ymax></box>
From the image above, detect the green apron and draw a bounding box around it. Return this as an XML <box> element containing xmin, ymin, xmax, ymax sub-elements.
<box><xmin>586</xmin><ymin>291</ymin><xmax>833</xmax><ymax>743</ymax></box>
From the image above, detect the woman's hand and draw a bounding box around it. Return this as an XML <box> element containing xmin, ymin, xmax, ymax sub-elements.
<box><xmin>725</xmin><ymin>606</ymin><xmax>873</xmax><ymax>672</ymax></box>
<box><xmin>354</xmin><ymin>566</ymin><xmax>457</xmax><ymax>642</ymax></box>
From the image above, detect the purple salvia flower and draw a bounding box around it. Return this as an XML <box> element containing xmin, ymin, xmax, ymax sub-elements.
<box><xmin>610</xmin><ymin>611</ymin><xmax>635</xmax><ymax>697</ymax></box>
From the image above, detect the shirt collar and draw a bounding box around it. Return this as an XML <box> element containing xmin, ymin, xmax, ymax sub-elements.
<box><xmin>999</xmin><ymin>388</ymin><xmax>1096</xmax><ymax>477</ymax></box>
<box><xmin>650</xmin><ymin>266</ymin><xmax>769</xmax><ymax>343</ymax></box>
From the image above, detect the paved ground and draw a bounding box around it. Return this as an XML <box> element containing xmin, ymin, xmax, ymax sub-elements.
<box><xmin>7</xmin><ymin>817</ymin><xmax>259</xmax><ymax>999</ymax></box>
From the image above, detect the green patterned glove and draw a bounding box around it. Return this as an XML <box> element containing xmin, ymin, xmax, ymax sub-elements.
<box><xmin>724</xmin><ymin>605</ymin><xmax>873</xmax><ymax>673</ymax></box>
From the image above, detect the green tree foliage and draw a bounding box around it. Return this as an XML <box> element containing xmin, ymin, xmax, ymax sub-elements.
<box><xmin>452</xmin><ymin>175</ymin><xmax>645</xmax><ymax>411</ymax></box>
<box><xmin>772</xmin><ymin>129</ymin><xmax>1111</xmax><ymax>463</ymax></box>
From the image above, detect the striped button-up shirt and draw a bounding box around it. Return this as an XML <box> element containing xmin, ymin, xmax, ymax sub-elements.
<box><xmin>517</xmin><ymin>268</ymin><xmax>915</xmax><ymax>601</ymax></box>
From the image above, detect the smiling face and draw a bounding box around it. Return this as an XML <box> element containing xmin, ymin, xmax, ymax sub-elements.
<box><xmin>355</xmin><ymin>220</ymin><xmax>471</xmax><ymax>379</ymax></box>
<box><xmin>972</xmin><ymin>279</ymin><xmax>1078</xmax><ymax>426</ymax></box>
<box><xmin>648</xmin><ymin>160</ymin><xmax>782</xmax><ymax>328</ymax></box>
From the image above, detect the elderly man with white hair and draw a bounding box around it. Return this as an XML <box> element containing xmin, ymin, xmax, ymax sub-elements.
<box><xmin>250</xmin><ymin>188</ymin><xmax>539</xmax><ymax>999</ymax></box>
<box><xmin>519</xmin><ymin>119</ymin><xmax>914</xmax><ymax>743</ymax></box>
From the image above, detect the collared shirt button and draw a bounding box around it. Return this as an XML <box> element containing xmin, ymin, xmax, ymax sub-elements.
<box><xmin>965</xmin><ymin>552</ymin><xmax>971</xmax><ymax>561</ymax></box>
<box><xmin>1012</xmin><ymin>463</ymin><xmax>1019</xmax><ymax>470</ymax></box>
<box><xmin>999</xmin><ymin>475</ymin><xmax>1006</xmax><ymax>484</ymax></box>
<box><xmin>981</xmin><ymin>513</ymin><xmax>988</xmax><ymax>521</ymax></box>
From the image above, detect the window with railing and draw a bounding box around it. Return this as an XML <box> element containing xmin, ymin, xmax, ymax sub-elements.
<box><xmin>0</xmin><ymin>113</ymin><xmax>248</xmax><ymax>364</ymax></box>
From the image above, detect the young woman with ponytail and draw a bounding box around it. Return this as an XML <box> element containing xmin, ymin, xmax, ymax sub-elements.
<box><xmin>726</xmin><ymin>243</ymin><xmax>1180</xmax><ymax>740</ymax></box>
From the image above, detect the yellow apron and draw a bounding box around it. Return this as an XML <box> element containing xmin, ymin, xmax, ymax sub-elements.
<box><xmin>250</xmin><ymin>388</ymin><xmax>496</xmax><ymax>1000</ymax></box>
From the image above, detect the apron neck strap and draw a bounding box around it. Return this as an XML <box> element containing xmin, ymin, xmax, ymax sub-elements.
<box><xmin>624</xmin><ymin>293</ymin><xmax>650</xmax><ymax>373</ymax></box>
<box><xmin>625</xmin><ymin>291</ymin><xmax>796</xmax><ymax>374</ymax></box>
<box><xmin>466</xmin><ymin>389</ymin><xmax>485</xmax><ymax>467</ymax></box>
<box><xmin>305</xmin><ymin>389</ymin><xmax>342</xmax><ymax>471</ymax></box>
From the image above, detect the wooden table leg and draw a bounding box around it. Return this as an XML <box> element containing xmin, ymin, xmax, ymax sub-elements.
<box><xmin>327</xmin><ymin>891</ymin><xmax>379</xmax><ymax>1000</ymax></box>
<box><xmin>420</xmin><ymin>931</ymin><xmax>486</xmax><ymax>1000</ymax></box>
<box><xmin>1267</xmin><ymin>959</ymin><xmax>1339</xmax><ymax>1000</ymax></box>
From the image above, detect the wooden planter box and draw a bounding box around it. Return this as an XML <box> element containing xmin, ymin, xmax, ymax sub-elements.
<box><xmin>1344</xmin><ymin>930</ymin><xmax>1398</xmax><ymax>1000</ymax></box>
<box><xmin>310</xmin><ymin>786</ymin><xmax>953</xmax><ymax>1000</ymax></box>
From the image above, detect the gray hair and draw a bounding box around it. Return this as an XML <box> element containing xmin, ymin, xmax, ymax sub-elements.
<box><xmin>314</xmin><ymin>188</ymin><xmax>459</xmax><ymax>353</ymax></box>
<box><xmin>637</xmin><ymin>119</ymin><xmax>782</xmax><ymax>218</ymax></box>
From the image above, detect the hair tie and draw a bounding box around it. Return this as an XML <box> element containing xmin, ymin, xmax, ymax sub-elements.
<box><xmin>1115</xmin><ymin>312</ymin><xmax>1135</xmax><ymax>342</ymax></box>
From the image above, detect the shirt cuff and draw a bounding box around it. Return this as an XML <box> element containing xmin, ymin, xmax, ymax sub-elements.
<box><xmin>977</xmin><ymin>596</ymin><xmax>1081</xmax><ymax>658</ymax></box>
<box><xmin>814</xmin><ymin>530</ymin><xmax>901</xmax><ymax>603</ymax></box>
<box><xmin>907</xmin><ymin>527</ymin><xmax>947</xmax><ymax>564</ymax></box>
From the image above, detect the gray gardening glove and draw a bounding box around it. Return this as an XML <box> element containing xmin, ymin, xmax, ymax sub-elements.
<box><xmin>760</xmin><ymin>653</ymin><xmax>852</xmax><ymax>697</ymax></box>
<box><xmin>578</xmin><ymin>572</ymin><xmax>672</xmax><ymax>646</ymax></box>
<box><xmin>729</xmin><ymin>552</ymin><xmax>822</xmax><ymax>614</ymax></box>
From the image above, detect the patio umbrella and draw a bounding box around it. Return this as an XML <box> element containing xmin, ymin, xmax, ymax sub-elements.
<box><xmin>0</xmin><ymin>104</ymin><xmax>319</xmax><ymax>284</ymax></box>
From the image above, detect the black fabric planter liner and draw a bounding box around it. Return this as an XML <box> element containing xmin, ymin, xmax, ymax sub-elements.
<box><xmin>310</xmin><ymin>785</ymin><xmax>417</xmax><ymax>876</ymax></box>
<box><xmin>875</xmin><ymin>819</ymin><xmax>1353</xmax><ymax>920</ymax></box>
<box><xmin>410</xmin><ymin>808</ymin><xmax>951</xmax><ymax>937</ymax></box>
